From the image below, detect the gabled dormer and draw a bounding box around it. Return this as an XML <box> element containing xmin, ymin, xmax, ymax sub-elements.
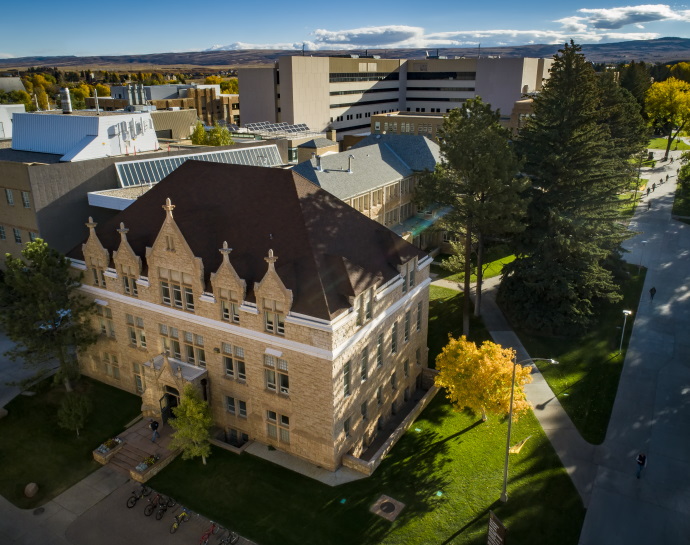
<box><xmin>254</xmin><ymin>249</ymin><xmax>293</xmax><ymax>336</ymax></box>
<box><xmin>112</xmin><ymin>222</ymin><xmax>142</xmax><ymax>298</ymax></box>
<box><xmin>399</xmin><ymin>256</ymin><xmax>418</xmax><ymax>295</ymax></box>
<box><xmin>145</xmin><ymin>198</ymin><xmax>205</xmax><ymax>313</ymax></box>
<box><xmin>210</xmin><ymin>241</ymin><xmax>247</xmax><ymax>324</ymax></box>
<box><xmin>82</xmin><ymin>217</ymin><xmax>110</xmax><ymax>289</ymax></box>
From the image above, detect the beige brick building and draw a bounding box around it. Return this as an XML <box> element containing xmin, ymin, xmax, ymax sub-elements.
<box><xmin>69</xmin><ymin>161</ymin><xmax>432</xmax><ymax>472</ymax></box>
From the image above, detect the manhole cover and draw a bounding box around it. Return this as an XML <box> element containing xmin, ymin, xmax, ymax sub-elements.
<box><xmin>33</xmin><ymin>507</ymin><xmax>45</xmax><ymax>515</ymax></box>
<box><xmin>380</xmin><ymin>501</ymin><xmax>396</xmax><ymax>513</ymax></box>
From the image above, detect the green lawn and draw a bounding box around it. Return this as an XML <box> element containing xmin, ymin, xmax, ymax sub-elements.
<box><xmin>150</xmin><ymin>397</ymin><xmax>583</xmax><ymax>545</ymax></box>
<box><xmin>516</xmin><ymin>266</ymin><xmax>647</xmax><ymax>444</ymax></box>
<box><xmin>0</xmin><ymin>377</ymin><xmax>141</xmax><ymax>508</ymax></box>
<box><xmin>672</xmin><ymin>185</ymin><xmax>690</xmax><ymax>220</ymax></box>
<box><xmin>149</xmin><ymin>287</ymin><xmax>584</xmax><ymax>545</ymax></box>
<box><xmin>428</xmin><ymin>285</ymin><xmax>492</xmax><ymax>365</ymax></box>
<box><xmin>648</xmin><ymin>137</ymin><xmax>690</xmax><ymax>151</ymax></box>
<box><xmin>431</xmin><ymin>246</ymin><xmax>515</xmax><ymax>284</ymax></box>
<box><xmin>618</xmin><ymin>192</ymin><xmax>640</xmax><ymax>219</ymax></box>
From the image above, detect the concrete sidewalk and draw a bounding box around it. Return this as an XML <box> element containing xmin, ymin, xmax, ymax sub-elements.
<box><xmin>578</xmin><ymin>152</ymin><xmax>690</xmax><ymax>544</ymax></box>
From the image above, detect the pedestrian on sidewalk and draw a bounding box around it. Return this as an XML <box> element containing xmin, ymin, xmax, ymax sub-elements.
<box><xmin>636</xmin><ymin>453</ymin><xmax>647</xmax><ymax>478</ymax></box>
<box><xmin>649</xmin><ymin>287</ymin><xmax>657</xmax><ymax>301</ymax></box>
<box><xmin>653</xmin><ymin>182</ymin><xmax>657</xmax><ymax>192</ymax></box>
<box><xmin>150</xmin><ymin>419</ymin><xmax>160</xmax><ymax>442</ymax></box>
<box><xmin>648</xmin><ymin>200</ymin><xmax>651</xmax><ymax>211</ymax></box>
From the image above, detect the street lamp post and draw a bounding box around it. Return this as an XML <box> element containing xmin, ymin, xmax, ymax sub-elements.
<box><xmin>500</xmin><ymin>357</ymin><xmax>559</xmax><ymax>503</ymax></box>
<box><xmin>619</xmin><ymin>310</ymin><xmax>633</xmax><ymax>354</ymax></box>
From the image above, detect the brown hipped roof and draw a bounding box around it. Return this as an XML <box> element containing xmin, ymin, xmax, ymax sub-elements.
<box><xmin>70</xmin><ymin>160</ymin><xmax>426</xmax><ymax>320</ymax></box>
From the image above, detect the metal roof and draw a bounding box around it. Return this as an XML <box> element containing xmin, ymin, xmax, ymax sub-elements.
<box><xmin>115</xmin><ymin>145</ymin><xmax>283</xmax><ymax>187</ymax></box>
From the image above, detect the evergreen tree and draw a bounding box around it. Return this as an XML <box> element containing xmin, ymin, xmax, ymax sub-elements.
<box><xmin>415</xmin><ymin>98</ymin><xmax>528</xmax><ymax>335</ymax></box>
<box><xmin>498</xmin><ymin>42</ymin><xmax>629</xmax><ymax>336</ymax></box>
<box><xmin>57</xmin><ymin>393</ymin><xmax>92</xmax><ymax>436</ymax></box>
<box><xmin>0</xmin><ymin>239</ymin><xmax>97</xmax><ymax>391</ymax></box>
<box><xmin>168</xmin><ymin>384</ymin><xmax>213</xmax><ymax>465</ymax></box>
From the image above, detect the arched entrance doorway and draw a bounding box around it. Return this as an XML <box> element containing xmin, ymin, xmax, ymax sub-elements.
<box><xmin>160</xmin><ymin>385</ymin><xmax>180</xmax><ymax>425</ymax></box>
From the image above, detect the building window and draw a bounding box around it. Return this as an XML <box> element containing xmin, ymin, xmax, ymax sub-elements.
<box><xmin>376</xmin><ymin>334</ymin><xmax>383</xmax><ymax>368</ymax></box>
<box><xmin>226</xmin><ymin>396</ymin><xmax>248</xmax><ymax>418</ymax></box>
<box><xmin>404</xmin><ymin>386</ymin><xmax>410</xmax><ymax>402</ymax></box>
<box><xmin>344</xmin><ymin>416</ymin><xmax>351</xmax><ymax>437</ymax></box>
<box><xmin>404</xmin><ymin>359</ymin><xmax>409</xmax><ymax>378</ymax></box>
<box><xmin>159</xmin><ymin>267</ymin><xmax>194</xmax><ymax>311</ymax></box>
<box><xmin>133</xmin><ymin>362</ymin><xmax>145</xmax><ymax>393</ymax></box>
<box><xmin>404</xmin><ymin>311</ymin><xmax>410</xmax><ymax>342</ymax></box>
<box><xmin>183</xmin><ymin>332</ymin><xmax>206</xmax><ymax>367</ymax></box>
<box><xmin>417</xmin><ymin>302</ymin><xmax>423</xmax><ymax>331</ymax></box>
<box><xmin>264</xmin><ymin>355</ymin><xmax>289</xmax><ymax>394</ymax></box>
<box><xmin>361</xmin><ymin>402</ymin><xmax>368</xmax><ymax>420</ymax></box>
<box><xmin>226</xmin><ymin>396</ymin><xmax>236</xmax><ymax>415</ymax></box>
<box><xmin>391</xmin><ymin>322</ymin><xmax>398</xmax><ymax>354</ymax></box>
<box><xmin>5</xmin><ymin>189</ymin><xmax>14</xmax><ymax>206</ymax></box>
<box><xmin>95</xmin><ymin>305</ymin><xmax>115</xmax><ymax>337</ymax></box>
<box><xmin>29</xmin><ymin>232</ymin><xmax>37</xmax><ymax>242</ymax></box>
<box><xmin>355</xmin><ymin>288</ymin><xmax>374</xmax><ymax>326</ymax></box>
<box><xmin>219</xmin><ymin>288</ymin><xmax>241</xmax><ymax>323</ymax></box>
<box><xmin>21</xmin><ymin>191</ymin><xmax>31</xmax><ymax>209</ymax></box>
<box><xmin>264</xmin><ymin>298</ymin><xmax>285</xmax><ymax>335</ymax></box>
<box><xmin>377</xmin><ymin>385</ymin><xmax>383</xmax><ymax>405</ymax></box>
<box><xmin>0</xmin><ymin>226</ymin><xmax>5</xmax><ymax>240</ymax></box>
<box><xmin>266</xmin><ymin>411</ymin><xmax>290</xmax><ymax>443</ymax></box>
<box><xmin>343</xmin><ymin>360</ymin><xmax>351</xmax><ymax>397</ymax></box>
<box><xmin>360</xmin><ymin>347</ymin><xmax>368</xmax><ymax>382</ymax></box>
<box><xmin>126</xmin><ymin>314</ymin><xmax>146</xmax><ymax>348</ymax></box>
<box><xmin>416</xmin><ymin>347</ymin><xmax>422</xmax><ymax>365</ymax></box>
<box><xmin>159</xmin><ymin>324</ymin><xmax>181</xmax><ymax>359</ymax></box>
<box><xmin>391</xmin><ymin>371</ymin><xmax>398</xmax><ymax>390</ymax></box>
<box><xmin>223</xmin><ymin>343</ymin><xmax>246</xmax><ymax>381</ymax></box>
<box><xmin>121</xmin><ymin>264</ymin><xmax>139</xmax><ymax>297</ymax></box>
<box><xmin>102</xmin><ymin>352</ymin><xmax>120</xmax><ymax>379</ymax></box>
<box><xmin>13</xmin><ymin>228</ymin><xmax>21</xmax><ymax>244</ymax></box>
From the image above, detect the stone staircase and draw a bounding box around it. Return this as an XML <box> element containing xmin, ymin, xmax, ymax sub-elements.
<box><xmin>109</xmin><ymin>442</ymin><xmax>152</xmax><ymax>476</ymax></box>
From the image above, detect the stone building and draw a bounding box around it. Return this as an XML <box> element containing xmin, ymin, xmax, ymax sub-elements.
<box><xmin>69</xmin><ymin>160</ymin><xmax>432</xmax><ymax>472</ymax></box>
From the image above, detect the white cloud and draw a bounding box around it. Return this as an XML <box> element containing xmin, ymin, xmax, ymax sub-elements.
<box><xmin>0</xmin><ymin>53</ymin><xmax>15</xmax><ymax>59</ymax></box>
<box><xmin>206</xmin><ymin>6</ymin><xmax>689</xmax><ymax>51</ymax></box>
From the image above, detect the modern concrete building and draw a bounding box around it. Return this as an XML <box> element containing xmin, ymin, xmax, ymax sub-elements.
<box><xmin>371</xmin><ymin>111</ymin><xmax>445</xmax><ymax>141</ymax></box>
<box><xmin>0</xmin><ymin>140</ymin><xmax>286</xmax><ymax>263</ymax></box>
<box><xmin>69</xmin><ymin>161</ymin><xmax>433</xmax><ymax>473</ymax></box>
<box><xmin>239</xmin><ymin>55</ymin><xmax>552</xmax><ymax>138</ymax></box>
<box><xmin>91</xmin><ymin>84</ymin><xmax>241</xmax><ymax>127</ymax></box>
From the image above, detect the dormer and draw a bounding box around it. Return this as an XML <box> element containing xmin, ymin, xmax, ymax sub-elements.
<box><xmin>254</xmin><ymin>249</ymin><xmax>293</xmax><ymax>336</ymax></box>
<box><xmin>399</xmin><ymin>256</ymin><xmax>418</xmax><ymax>294</ymax></box>
<box><xmin>210</xmin><ymin>241</ymin><xmax>247</xmax><ymax>324</ymax></box>
<box><xmin>145</xmin><ymin>198</ymin><xmax>205</xmax><ymax>312</ymax></box>
<box><xmin>81</xmin><ymin>217</ymin><xmax>110</xmax><ymax>289</ymax></box>
<box><xmin>112</xmin><ymin>222</ymin><xmax>142</xmax><ymax>297</ymax></box>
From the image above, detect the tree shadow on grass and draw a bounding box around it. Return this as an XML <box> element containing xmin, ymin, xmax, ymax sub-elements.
<box><xmin>440</xmin><ymin>501</ymin><xmax>501</xmax><ymax>545</ymax></box>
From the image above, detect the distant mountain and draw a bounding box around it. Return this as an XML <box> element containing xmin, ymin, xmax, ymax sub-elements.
<box><xmin>1</xmin><ymin>37</ymin><xmax>688</xmax><ymax>70</ymax></box>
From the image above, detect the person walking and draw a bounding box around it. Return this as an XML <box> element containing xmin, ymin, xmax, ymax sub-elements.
<box><xmin>636</xmin><ymin>453</ymin><xmax>647</xmax><ymax>478</ymax></box>
<box><xmin>150</xmin><ymin>419</ymin><xmax>160</xmax><ymax>442</ymax></box>
<box><xmin>653</xmin><ymin>182</ymin><xmax>657</xmax><ymax>192</ymax></box>
<box><xmin>649</xmin><ymin>287</ymin><xmax>657</xmax><ymax>301</ymax></box>
<box><xmin>647</xmin><ymin>187</ymin><xmax>651</xmax><ymax>197</ymax></box>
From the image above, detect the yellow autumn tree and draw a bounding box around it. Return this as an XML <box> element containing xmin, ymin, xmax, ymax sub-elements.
<box><xmin>434</xmin><ymin>336</ymin><xmax>533</xmax><ymax>421</ymax></box>
<box><xmin>645</xmin><ymin>77</ymin><xmax>690</xmax><ymax>160</ymax></box>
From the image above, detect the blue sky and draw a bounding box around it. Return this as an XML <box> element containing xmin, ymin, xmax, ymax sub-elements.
<box><xmin>1</xmin><ymin>2</ymin><xmax>689</xmax><ymax>58</ymax></box>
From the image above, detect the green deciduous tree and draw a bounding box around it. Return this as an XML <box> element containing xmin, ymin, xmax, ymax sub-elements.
<box><xmin>498</xmin><ymin>42</ymin><xmax>630</xmax><ymax>336</ymax></box>
<box><xmin>95</xmin><ymin>83</ymin><xmax>110</xmax><ymax>97</ymax></box>
<box><xmin>435</xmin><ymin>336</ymin><xmax>532</xmax><ymax>421</ymax></box>
<box><xmin>415</xmin><ymin>98</ymin><xmax>528</xmax><ymax>335</ymax></box>
<box><xmin>168</xmin><ymin>384</ymin><xmax>213</xmax><ymax>465</ymax></box>
<box><xmin>646</xmin><ymin>77</ymin><xmax>690</xmax><ymax>160</ymax></box>
<box><xmin>220</xmin><ymin>79</ymin><xmax>239</xmax><ymax>94</ymax></box>
<box><xmin>57</xmin><ymin>393</ymin><xmax>92</xmax><ymax>436</ymax></box>
<box><xmin>670</xmin><ymin>62</ymin><xmax>690</xmax><ymax>83</ymax></box>
<box><xmin>207</xmin><ymin>122</ymin><xmax>233</xmax><ymax>146</ymax></box>
<box><xmin>0</xmin><ymin>239</ymin><xmax>97</xmax><ymax>391</ymax></box>
<box><xmin>190</xmin><ymin>121</ymin><xmax>207</xmax><ymax>145</ymax></box>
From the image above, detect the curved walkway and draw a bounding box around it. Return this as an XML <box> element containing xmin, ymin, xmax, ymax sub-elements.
<box><xmin>432</xmin><ymin>149</ymin><xmax>690</xmax><ymax>545</ymax></box>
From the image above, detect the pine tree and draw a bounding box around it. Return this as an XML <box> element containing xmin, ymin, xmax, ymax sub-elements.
<box><xmin>168</xmin><ymin>384</ymin><xmax>213</xmax><ymax>465</ymax></box>
<box><xmin>415</xmin><ymin>98</ymin><xmax>528</xmax><ymax>335</ymax></box>
<box><xmin>498</xmin><ymin>42</ymin><xmax>629</xmax><ymax>336</ymax></box>
<box><xmin>619</xmin><ymin>61</ymin><xmax>651</xmax><ymax>115</ymax></box>
<box><xmin>0</xmin><ymin>239</ymin><xmax>97</xmax><ymax>391</ymax></box>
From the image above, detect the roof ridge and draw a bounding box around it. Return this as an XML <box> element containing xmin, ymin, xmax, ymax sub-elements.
<box><xmin>381</xmin><ymin>141</ymin><xmax>411</xmax><ymax>170</ymax></box>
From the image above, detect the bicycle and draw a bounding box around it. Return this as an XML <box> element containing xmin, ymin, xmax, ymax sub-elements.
<box><xmin>126</xmin><ymin>484</ymin><xmax>152</xmax><ymax>508</ymax></box>
<box><xmin>199</xmin><ymin>520</ymin><xmax>223</xmax><ymax>545</ymax></box>
<box><xmin>155</xmin><ymin>496</ymin><xmax>176</xmax><ymax>520</ymax></box>
<box><xmin>169</xmin><ymin>507</ymin><xmax>190</xmax><ymax>534</ymax></box>
<box><xmin>218</xmin><ymin>528</ymin><xmax>240</xmax><ymax>544</ymax></box>
<box><xmin>143</xmin><ymin>492</ymin><xmax>165</xmax><ymax>516</ymax></box>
